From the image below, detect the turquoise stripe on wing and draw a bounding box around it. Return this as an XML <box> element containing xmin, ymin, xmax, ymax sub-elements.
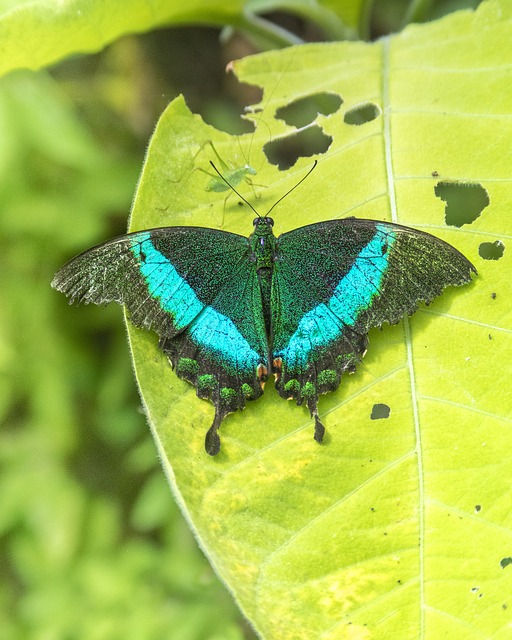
<box><xmin>276</xmin><ymin>225</ymin><xmax>395</xmax><ymax>370</ymax></box>
<box><xmin>131</xmin><ymin>233</ymin><xmax>204</xmax><ymax>330</ymax></box>
<box><xmin>131</xmin><ymin>232</ymin><xmax>263</xmax><ymax>372</ymax></box>
<box><xmin>189</xmin><ymin>306</ymin><xmax>263</xmax><ymax>373</ymax></box>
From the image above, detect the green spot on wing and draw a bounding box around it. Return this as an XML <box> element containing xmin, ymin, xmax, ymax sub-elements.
<box><xmin>241</xmin><ymin>383</ymin><xmax>254</xmax><ymax>398</ymax></box>
<box><xmin>220</xmin><ymin>387</ymin><xmax>237</xmax><ymax>400</ymax></box>
<box><xmin>337</xmin><ymin>353</ymin><xmax>357</xmax><ymax>372</ymax></box>
<box><xmin>318</xmin><ymin>369</ymin><xmax>338</xmax><ymax>388</ymax></box>
<box><xmin>300</xmin><ymin>382</ymin><xmax>317</xmax><ymax>398</ymax></box>
<box><xmin>220</xmin><ymin>387</ymin><xmax>238</xmax><ymax>411</ymax></box>
<box><xmin>284</xmin><ymin>379</ymin><xmax>300</xmax><ymax>394</ymax></box>
<box><xmin>177</xmin><ymin>357</ymin><xmax>199</xmax><ymax>377</ymax></box>
<box><xmin>197</xmin><ymin>374</ymin><xmax>217</xmax><ymax>392</ymax></box>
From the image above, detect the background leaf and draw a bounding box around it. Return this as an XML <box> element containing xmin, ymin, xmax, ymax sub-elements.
<box><xmin>0</xmin><ymin>0</ymin><xmax>364</xmax><ymax>77</ymax></box>
<box><xmin>0</xmin><ymin>48</ymin><xmax>252</xmax><ymax>640</ymax></box>
<box><xmin>0</xmin><ymin>0</ymin><xmax>245</xmax><ymax>75</ymax></box>
<box><xmin>128</xmin><ymin>2</ymin><xmax>512</xmax><ymax>638</ymax></box>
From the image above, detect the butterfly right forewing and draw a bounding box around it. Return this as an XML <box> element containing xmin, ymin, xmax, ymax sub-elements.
<box><xmin>270</xmin><ymin>218</ymin><xmax>476</xmax><ymax>439</ymax></box>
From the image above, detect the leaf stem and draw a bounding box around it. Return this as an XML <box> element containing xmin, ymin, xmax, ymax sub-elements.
<box><xmin>237</xmin><ymin>2</ymin><xmax>358</xmax><ymax>49</ymax></box>
<box><xmin>401</xmin><ymin>0</ymin><xmax>435</xmax><ymax>27</ymax></box>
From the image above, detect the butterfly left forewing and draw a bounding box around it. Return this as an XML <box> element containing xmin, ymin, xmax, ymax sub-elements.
<box><xmin>52</xmin><ymin>227</ymin><xmax>248</xmax><ymax>333</ymax></box>
<box><xmin>52</xmin><ymin>226</ymin><xmax>269</xmax><ymax>455</ymax></box>
<box><xmin>271</xmin><ymin>218</ymin><xmax>476</xmax><ymax>441</ymax></box>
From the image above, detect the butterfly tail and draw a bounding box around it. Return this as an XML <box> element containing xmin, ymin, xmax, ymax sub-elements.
<box><xmin>159</xmin><ymin>333</ymin><xmax>266</xmax><ymax>455</ymax></box>
<box><xmin>205</xmin><ymin>408</ymin><xmax>225</xmax><ymax>456</ymax></box>
<box><xmin>307</xmin><ymin>397</ymin><xmax>326</xmax><ymax>444</ymax></box>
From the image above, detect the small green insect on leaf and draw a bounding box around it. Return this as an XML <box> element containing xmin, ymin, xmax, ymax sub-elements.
<box><xmin>201</xmin><ymin>140</ymin><xmax>257</xmax><ymax>193</ymax></box>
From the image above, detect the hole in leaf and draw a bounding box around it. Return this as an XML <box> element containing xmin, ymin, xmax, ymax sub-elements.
<box><xmin>475</xmin><ymin>505</ymin><xmax>482</xmax><ymax>513</ymax></box>
<box><xmin>434</xmin><ymin>181</ymin><xmax>489</xmax><ymax>227</ymax></box>
<box><xmin>491</xmin><ymin>292</ymin><xmax>497</xmax><ymax>299</ymax></box>
<box><xmin>275</xmin><ymin>92</ymin><xmax>342</xmax><ymax>128</ymax></box>
<box><xmin>500</xmin><ymin>557</ymin><xmax>512</xmax><ymax>569</ymax></box>
<box><xmin>370</xmin><ymin>403</ymin><xmax>390</xmax><ymax>420</ymax></box>
<box><xmin>344</xmin><ymin>102</ymin><xmax>381</xmax><ymax>125</ymax></box>
<box><xmin>264</xmin><ymin>125</ymin><xmax>332</xmax><ymax>170</ymax></box>
<box><xmin>478</xmin><ymin>240</ymin><xmax>505</xmax><ymax>260</ymax></box>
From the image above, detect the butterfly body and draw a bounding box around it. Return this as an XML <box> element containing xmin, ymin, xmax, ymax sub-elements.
<box><xmin>52</xmin><ymin>217</ymin><xmax>476</xmax><ymax>455</ymax></box>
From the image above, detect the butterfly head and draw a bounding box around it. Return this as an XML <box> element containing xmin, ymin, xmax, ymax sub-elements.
<box><xmin>253</xmin><ymin>216</ymin><xmax>274</xmax><ymax>230</ymax></box>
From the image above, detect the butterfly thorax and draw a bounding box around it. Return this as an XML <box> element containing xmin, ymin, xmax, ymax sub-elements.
<box><xmin>250</xmin><ymin>217</ymin><xmax>276</xmax><ymax>268</ymax></box>
<box><xmin>249</xmin><ymin>216</ymin><xmax>276</xmax><ymax>336</ymax></box>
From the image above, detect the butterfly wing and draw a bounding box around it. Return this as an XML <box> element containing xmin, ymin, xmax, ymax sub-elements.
<box><xmin>271</xmin><ymin>218</ymin><xmax>476</xmax><ymax>440</ymax></box>
<box><xmin>52</xmin><ymin>227</ymin><xmax>269</xmax><ymax>454</ymax></box>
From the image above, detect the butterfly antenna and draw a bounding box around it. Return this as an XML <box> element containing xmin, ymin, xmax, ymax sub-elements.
<box><xmin>265</xmin><ymin>160</ymin><xmax>318</xmax><ymax>217</ymax></box>
<box><xmin>209</xmin><ymin>161</ymin><xmax>261</xmax><ymax>217</ymax></box>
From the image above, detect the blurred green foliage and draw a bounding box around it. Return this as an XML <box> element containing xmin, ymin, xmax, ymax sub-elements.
<box><xmin>0</xmin><ymin>32</ymin><xmax>257</xmax><ymax>640</ymax></box>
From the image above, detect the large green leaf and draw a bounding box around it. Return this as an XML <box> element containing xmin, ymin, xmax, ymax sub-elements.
<box><xmin>127</xmin><ymin>1</ymin><xmax>512</xmax><ymax>637</ymax></box>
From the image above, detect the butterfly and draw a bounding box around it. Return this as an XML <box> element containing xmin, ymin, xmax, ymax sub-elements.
<box><xmin>52</xmin><ymin>210</ymin><xmax>476</xmax><ymax>456</ymax></box>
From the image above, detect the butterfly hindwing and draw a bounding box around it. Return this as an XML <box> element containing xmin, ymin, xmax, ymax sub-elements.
<box><xmin>271</xmin><ymin>219</ymin><xmax>476</xmax><ymax>437</ymax></box>
<box><xmin>52</xmin><ymin>227</ymin><xmax>269</xmax><ymax>454</ymax></box>
<box><xmin>157</xmin><ymin>251</ymin><xmax>270</xmax><ymax>454</ymax></box>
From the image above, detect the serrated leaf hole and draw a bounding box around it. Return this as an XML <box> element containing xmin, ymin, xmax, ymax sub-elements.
<box><xmin>370</xmin><ymin>403</ymin><xmax>391</xmax><ymax>420</ymax></box>
<box><xmin>275</xmin><ymin>92</ymin><xmax>343</xmax><ymax>128</ymax></box>
<box><xmin>344</xmin><ymin>102</ymin><xmax>381</xmax><ymax>125</ymax></box>
<box><xmin>264</xmin><ymin>125</ymin><xmax>332</xmax><ymax>170</ymax></box>
<box><xmin>478</xmin><ymin>240</ymin><xmax>505</xmax><ymax>260</ymax></box>
<box><xmin>434</xmin><ymin>181</ymin><xmax>490</xmax><ymax>227</ymax></box>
